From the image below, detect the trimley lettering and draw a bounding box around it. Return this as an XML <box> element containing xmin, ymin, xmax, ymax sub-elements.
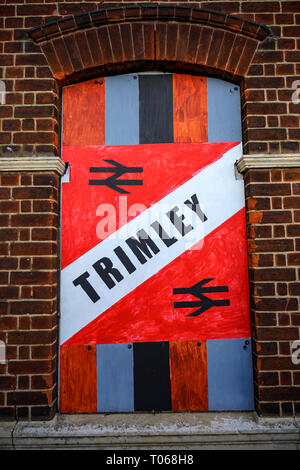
<box><xmin>72</xmin><ymin>193</ymin><xmax>207</xmax><ymax>303</ymax></box>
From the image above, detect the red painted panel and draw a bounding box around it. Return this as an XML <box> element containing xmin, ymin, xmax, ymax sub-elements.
<box><xmin>62</xmin><ymin>78</ymin><xmax>105</xmax><ymax>146</ymax></box>
<box><xmin>59</xmin><ymin>345</ymin><xmax>97</xmax><ymax>412</ymax></box>
<box><xmin>64</xmin><ymin>208</ymin><xmax>250</xmax><ymax>346</ymax></box>
<box><xmin>61</xmin><ymin>142</ymin><xmax>237</xmax><ymax>269</ymax></box>
<box><xmin>173</xmin><ymin>75</ymin><xmax>208</xmax><ymax>143</ymax></box>
<box><xmin>170</xmin><ymin>341</ymin><xmax>208</xmax><ymax>411</ymax></box>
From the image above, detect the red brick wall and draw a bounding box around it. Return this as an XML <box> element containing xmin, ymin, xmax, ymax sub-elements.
<box><xmin>245</xmin><ymin>168</ymin><xmax>300</xmax><ymax>416</ymax></box>
<box><xmin>0</xmin><ymin>172</ymin><xmax>59</xmax><ymax>420</ymax></box>
<box><xmin>0</xmin><ymin>1</ymin><xmax>300</xmax><ymax>157</ymax></box>
<box><xmin>0</xmin><ymin>0</ymin><xmax>299</xmax><ymax>419</ymax></box>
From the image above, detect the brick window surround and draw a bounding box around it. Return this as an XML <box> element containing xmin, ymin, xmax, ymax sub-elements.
<box><xmin>0</xmin><ymin>2</ymin><xmax>300</xmax><ymax>421</ymax></box>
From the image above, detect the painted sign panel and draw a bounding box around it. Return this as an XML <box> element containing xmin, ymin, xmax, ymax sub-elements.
<box><xmin>60</xmin><ymin>73</ymin><xmax>254</xmax><ymax>413</ymax></box>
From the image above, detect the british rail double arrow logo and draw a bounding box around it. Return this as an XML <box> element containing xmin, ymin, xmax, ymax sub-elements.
<box><xmin>89</xmin><ymin>159</ymin><xmax>143</xmax><ymax>194</ymax></box>
<box><xmin>173</xmin><ymin>278</ymin><xmax>230</xmax><ymax>316</ymax></box>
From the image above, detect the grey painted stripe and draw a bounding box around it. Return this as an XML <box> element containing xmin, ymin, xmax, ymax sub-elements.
<box><xmin>207</xmin><ymin>77</ymin><xmax>242</xmax><ymax>143</ymax></box>
<box><xmin>105</xmin><ymin>74</ymin><xmax>139</xmax><ymax>145</ymax></box>
<box><xmin>97</xmin><ymin>343</ymin><xmax>134</xmax><ymax>412</ymax></box>
<box><xmin>206</xmin><ymin>338</ymin><xmax>254</xmax><ymax>411</ymax></box>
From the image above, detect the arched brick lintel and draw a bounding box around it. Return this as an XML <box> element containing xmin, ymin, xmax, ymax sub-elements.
<box><xmin>29</xmin><ymin>4</ymin><xmax>272</xmax><ymax>85</ymax></box>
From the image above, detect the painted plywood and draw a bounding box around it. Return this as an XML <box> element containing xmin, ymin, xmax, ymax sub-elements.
<box><xmin>173</xmin><ymin>75</ymin><xmax>208</xmax><ymax>143</ymax></box>
<box><xmin>206</xmin><ymin>338</ymin><xmax>254</xmax><ymax>410</ymax></box>
<box><xmin>60</xmin><ymin>141</ymin><xmax>236</xmax><ymax>271</ymax></box>
<box><xmin>97</xmin><ymin>343</ymin><xmax>134</xmax><ymax>412</ymax></box>
<box><xmin>105</xmin><ymin>74</ymin><xmax>139</xmax><ymax>145</ymax></box>
<box><xmin>207</xmin><ymin>77</ymin><xmax>242</xmax><ymax>143</ymax></box>
<box><xmin>139</xmin><ymin>74</ymin><xmax>174</xmax><ymax>144</ymax></box>
<box><xmin>169</xmin><ymin>340</ymin><xmax>208</xmax><ymax>411</ymax></box>
<box><xmin>133</xmin><ymin>341</ymin><xmax>172</xmax><ymax>411</ymax></box>
<box><xmin>60</xmin><ymin>72</ymin><xmax>252</xmax><ymax>414</ymax></box>
<box><xmin>59</xmin><ymin>345</ymin><xmax>97</xmax><ymax>413</ymax></box>
<box><xmin>62</xmin><ymin>77</ymin><xmax>105</xmax><ymax>146</ymax></box>
<box><xmin>61</xmin><ymin>144</ymin><xmax>250</xmax><ymax>346</ymax></box>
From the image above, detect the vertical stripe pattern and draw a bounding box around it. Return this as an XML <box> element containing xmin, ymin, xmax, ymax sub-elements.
<box><xmin>207</xmin><ymin>77</ymin><xmax>242</xmax><ymax>143</ymax></box>
<box><xmin>97</xmin><ymin>343</ymin><xmax>134</xmax><ymax>412</ymax></box>
<box><xmin>60</xmin><ymin>345</ymin><xmax>97</xmax><ymax>413</ymax></box>
<box><xmin>105</xmin><ymin>74</ymin><xmax>139</xmax><ymax>145</ymax></box>
<box><xmin>133</xmin><ymin>341</ymin><xmax>172</xmax><ymax>411</ymax></box>
<box><xmin>206</xmin><ymin>338</ymin><xmax>254</xmax><ymax>410</ymax></box>
<box><xmin>169</xmin><ymin>340</ymin><xmax>208</xmax><ymax>411</ymax></box>
<box><xmin>62</xmin><ymin>77</ymin><xmax>105</xmax><ymax>146</ymax></box>
<box><xmin>62</xmin><ymin>73</ymin><xmax>244</xmax><ymax>147</ymax></box>
<box><xmin>139</xmin><ymin>74</ymin><xmax>174</xmax><ymax>144</ymax></box>
<box><xmin>173</xmin><ymin>75</ymin><xmax>208</xmax><ymax>143</ymax></box>
<box><xmin>60</xmin><ymin>340</ymin><xmax>254</xmax><ymax>412</ymax></box>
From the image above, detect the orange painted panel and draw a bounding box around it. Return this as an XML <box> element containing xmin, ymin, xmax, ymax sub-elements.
<box><xmin>60</xmin><ymin>345</ymin><xmax>97</xmax><ymax>413</ymax></box>
<box><xmin>173</xmin><ymin>75</ymin><xmax>208</xmax><ymax>143</ymax></box>
<box><xmin>62</xmin><ymin>78</ymin><xmax>105</xmax><ymax>146</ymax></box>
<box><xmin>169</xmin><ymin>340</ymin><xmax>208</xmax><ymax>411</ymax></box>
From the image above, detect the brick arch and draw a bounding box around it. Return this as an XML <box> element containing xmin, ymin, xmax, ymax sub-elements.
<box><xmin>28</xmin><ymin>3</ymin><xmax>271</xmax><ymax>85</ymax></box>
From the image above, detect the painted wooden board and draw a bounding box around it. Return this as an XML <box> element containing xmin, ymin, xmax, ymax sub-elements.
<box><xmin>133</xmin><ymin>341</ymin><xmax>172</xmax><ymax>411</ymax></box>
<box><xmin>96</xmin><ymin>343</ymin><xmax>134</xmax><ymax>412</ymax></box>
<box><xmin>60</xmin><ymin>72</ymin><xmax>252</xmax><ymax>413</ymax></box>
<box><xmin>62</xmin><ymin>77</ymin><xmax>105</xmax><ymax>146</ymax></box>
<box><xmin>173</xmin><ymin>75</ymin><xmax>208</xmax><ymax>143</ymax></box>
<box><xmin>207</xmin><ymin>77</ymin><xmax>242</xmax><ymax>143</ymax></box>
<box><xmin>59</xmin><ymin>345</ymin><xmax>97</xmax><ymax>413</ymax></box>
<box><xmin>105</xmin><ymin>74</ymin><xmax>139</xmax><ymax>145</ymax></box>
<box><xmin>169</xmin><ymin>340</ymin><xmax>208</xmax><ymax>411</ymax></box>
<box><xmin>60</xmin><ymin>141</ymin><xmax>236</xmax><ymax>270</ymax></box>
<box><xmin>61</xmin><ymin>144</ymin><xmax>250</xmax><ymax>346</ymax></box>
<box><xmin>206</xmin><ymin>338</ymin><xmax>254</xmax><ymax>410</ymax></box>
<box><xmin>139</xmin><ymin>74</ymin><xmax>174</xmax><ymax>144</ymax></box>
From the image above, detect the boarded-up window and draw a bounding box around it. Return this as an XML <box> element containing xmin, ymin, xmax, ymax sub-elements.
<box><xmin>59</xmin><ymin>73</ymin><xmax>254</xmax><ymax>413</ymax></box>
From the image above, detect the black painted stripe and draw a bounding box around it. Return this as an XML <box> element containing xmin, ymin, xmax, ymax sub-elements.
<box><xmin>139</xmin><ymin>74</ymin><xmax>173</xmax><ymax>144</ymax></box>
<box><xmin>133</xmin><ymin>341</ymin><xmax>172</xmax><ymax>411</ymax></box>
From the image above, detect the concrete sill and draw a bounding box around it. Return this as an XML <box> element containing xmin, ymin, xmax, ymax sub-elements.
<box><xmin>1</xmin><ymin>411</ymin><xmax>300</xmax><ymax>450</ymax></box>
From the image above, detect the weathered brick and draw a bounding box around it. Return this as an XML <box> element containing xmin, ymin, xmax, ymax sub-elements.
<box><xmin>17</xmin><ymin>4</ymin><xmax>57</xmax><ymax>16</ymax></box>
<box><xmin>33</xmin><ymin>200</ymin><xmax>58</xmax><ymax>213</ymax></box>
<box><xmin>0</xmin><ymin>408</ymin><xmax>15</xmax><ymax>420</ymax></box>
<box><xmin>12</xmin><ymin>187</ymin><xmax>56</xmax><ymax>200</ymax></box>
<box><xmin>32</xmin><ymin>257</ymin><xmax>58</xmax><ymax>270</ymax></box>
<box><xmin>11</xmin><ymin>214</ymin><xmax>58</xmax><ymax>228</ymax></box>
<box><xmin>257</xmin><ymin>372</ymin><xmax>279</xmax><ymax>386</ymax></box>
<box><xmin>10</xmin><ymin>271</ymin><xmax>56</xmax><ymax>285</ymax></box>
<box><xmin>249</xmin><ymin>239</ymin><xmax>294</xmax><ymax>253</ymax></box>
<box><xmin>10</xmin><ymin>300</ymin><xmax>55</xmax><ymax>315</ymax></box>
<box><xmin>261</xmin><ymin>211</ymin><xmax>292</xmax><ymax>224</ymax></box>
<box><xmin>259</xmin><ymin>387</ymin><xmax>300</xmax><ymax>401</ymax></box>
<box><xmin>252</xmin><ymin>282</ymin><xmax>275</xmax><ymax>297</ymax></box>
<box><xmin>247</xmin><ymin>183</ymin><xmax>291</xmax><ymax>197</ymax></box>
<box><xmin>32</xmin><ymin>286</ymin><xmax>56</xmax><ymax>299</ymax></box>
<box><xmin>31</xmin><ymin>315</ymin><xmax>57</xmax><ymax>330</ymax></box>
<box><xmin>250</xmin><ymin>268</ymin><xmax>296</xmax><ymax>282</ymax></box>
<box><xmin>258</xmin><ymin>356</ymin><xmax>300</xmax><ymax>372</ymax></box>
<box><xmin>31</xmin><ymin>405</ymin><xmax>56</xmax><ymax>420</ymax></box>
<box><xmin>32</xmin><ymin>228</ymin><xmax>57</xmax><ymax>241</ymax></box>
<box><xmin>283</xmin><ymin>197</ymin><xmax>300</xmax><ymax>209</ymax></box>
<box><xmin>31</xmin><ymin>374</ymin><xmax>56</xmax><ymax>390</ymax></box>
<box><xmin>0</xmin><ymin>230</ymin><xmax>18</xmax><ymax>242</ymax></box>
<box><xmin>0</xmin><ymin>286</ymin><xmax>19</xmax><ymax>299</ymax></box>
<box><xmin>255</xmin><ymin>297</ymin><xmax>298</xmax><ymax>312</ymax></box>
<box><xmin>0</xmin><ymin>317</ymin><xmax>17</xmax><ymax>331</ymax></box>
